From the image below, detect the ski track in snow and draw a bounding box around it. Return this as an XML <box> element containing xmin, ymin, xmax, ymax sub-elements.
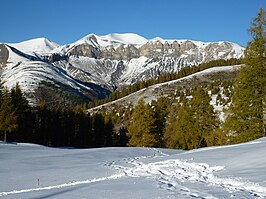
<box><xmin>0</xmin><ymin>148</ymin><xmax>265</xmax><ymax>198</ymax></box>
<box><xmin>0</xmin><ymin>173</ymin><xmax>125</xmax><ymax>197</ymax></box>
<box><xmin>106</xmin><ymin>148</ymin><xmax>266</xmax><ymax>198</ymax></box>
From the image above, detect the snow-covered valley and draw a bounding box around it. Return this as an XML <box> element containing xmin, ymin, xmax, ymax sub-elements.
<box><xmin>0</xmin><ymin>138</ymin><xmax>265</xmax><ymax>199</ymax></box>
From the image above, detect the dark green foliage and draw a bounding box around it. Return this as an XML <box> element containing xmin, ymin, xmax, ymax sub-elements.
<box><xmin>0</xmin><ymin>83</ymin><xmax>122</xmax><ymax>147</ymax></box>
<box><xmin>113</xmin><ymin>126</ymin><xmax>128</xmax><ymax>147</ymax></box>
<box><xmin>91</xmin><ymin>113</ymin><xmax>114</xmax><ymax>147</ymax></box>
<box><xmin>223</xmin><ymin>8</ymin><xmax>266</xmax><ymax>143</ymax></box>
<box><xmin>9</xmin><ymin>83</ymin><xmax>33</xmax><ymax>142</ymax></box>
<box><xmin>31</xmin><ymin>105</ymin><xmax>118</xmax><ymax>148</ymax></box>
<box><xmin>211</xmin><ymin>87</ymin><xmax>220</xmax><ymax>95</ymax></box>
<box><xmin>0</xmin><ymin>89</ymin><xmax>17</xmax><ymax>142</ymax></box>
<box><xmin>163</xmin><ymin>103</ymin><xmax>179</xmax><ymax>148</ymax></box>
<box><xmin>151</xmin><ymin>97</ymin><xmax>171</xmax><ymax>147</ymax></box>
<box><xmin>171</xmin><ymin>100</ymin><xmax>195</xmax><ymax>149</ymax></box>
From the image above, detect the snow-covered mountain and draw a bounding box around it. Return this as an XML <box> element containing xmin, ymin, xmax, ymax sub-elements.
<box><xmin>0</xmin><ymin>137</ymin><xmax>265</xmax><ymax>198</ymax></box>
<box><xmin>7</xmin><ymin>38</ymin><xmax>59</xmax><ymax>55</ymax></box>
<box><xmin>52</xmin><ymin>33</ymin><xmax>244</xmax><ymax>86</ymax></box>
<box><xmin>0</xmin><ymin>33</ymin><xmax>244</xmax><ymax>104</ymax></box>
<box><xmin>0</xmin><ymin>41</ymin><xmax>110</xmax><ymax>105</ymax></box>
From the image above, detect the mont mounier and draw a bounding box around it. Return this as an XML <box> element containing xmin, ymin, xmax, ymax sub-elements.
<box><xmin>0</xmin><ymin>33</ymin><xmax>244</xmax><ymax>104</ymax></box>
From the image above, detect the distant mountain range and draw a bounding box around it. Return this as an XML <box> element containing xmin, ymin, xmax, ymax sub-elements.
<box><xmin>0</xmin><ymin>33</ymin><xmax>244</xmax><ymax>105</ymax></box>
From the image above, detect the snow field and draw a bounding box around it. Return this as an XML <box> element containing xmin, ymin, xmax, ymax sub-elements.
<box><xmin>0</xmin><ymin>138</ymin><xmax>266</xmax><ymax>198</ymax></box>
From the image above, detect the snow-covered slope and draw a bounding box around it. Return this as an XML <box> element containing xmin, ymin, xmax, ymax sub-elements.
<box><xmin>0</xmin><ymin>137</ymin><xmax>265</xmax><ymax>198</ymax></box>
<box><xmin>100</xmin><ymin>33</ymin><xmax>148</xmax><ymax>45</ymax></box>
<box><xmin>51</xmin><ymin>33</ymin><xmax>147</xmax><ymax>55</ymax></box>
<box><xmin>7</xmin><ymin>38</ymin><xmax>59</xmax><ymax>55</ymax></box>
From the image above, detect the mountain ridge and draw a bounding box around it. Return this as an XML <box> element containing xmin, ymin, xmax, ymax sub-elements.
<box><xmin>0</xmin><ymin>33</ymin><xmax>244</xmax><ymax>105</ymax></box>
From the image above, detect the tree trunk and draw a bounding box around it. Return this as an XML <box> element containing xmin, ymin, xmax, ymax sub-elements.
<box><xmin>4</xmin><ymin>130</ymin><xmax>7</xmax><ymax>142</ymax></box>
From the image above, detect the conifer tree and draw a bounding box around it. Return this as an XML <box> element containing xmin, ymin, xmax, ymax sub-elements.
<box><xmin>189</xmin><ymin>87</ymin><xmax>219</xmax><ymax>147</ymax></box>
<box><xmin>127</xmin><ymin>99</ymin><xmax>159</xmax><ymax>147</ymax></box>
<box><xmin>163</xmin><ymin>103</ymin><xmax>179</xmax><ymax>148</ymax></box>
<box><xmin>152</xmin><ymin>97</ymin><xmax>171</xmax><ymax>147</ymax></box>
<box><xmin>103</xmin><ymin>114</ymin><xmax>114</xmax><ymax>146</ymax></box>
<box><xmin>0</xmin><ymin>89</ymin><xmax>17</xmax><ymax>142</ymax></box>
<box><xmin>35</xmin><ymin>101</ymin><xmax>51</xmax><ymax>145</ymax></box>
<box><xmin>91</xmin><ymin>113</ymin><xmax>105</xmax><ymax>147</ymax></box>
<box><xmin>223</xmin><ymin>8</ymin><xmax>266</xmax><ymax>143</ymax></box>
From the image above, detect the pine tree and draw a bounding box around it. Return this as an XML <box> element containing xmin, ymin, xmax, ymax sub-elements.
<box><xmin>152</xmin><ymin>97</ymin><xmax>171</xmax><ymax>147</ymax></box>
<box><xmin>163</xmin><ymin>103</ymin><xmax>179</xmax><ymax>148</ymax></box>
<box><xmin>103</xmin><ymin>114</ymin><xmax>114</xmax><ymax>147</ymax></box>
<box><xmin>127</xmin><ymin>99</ymin><xmax>159</xmax><ymax>147</ymax></box>
<box><xmin>90</xmin><ymin>113</ymin><xmax>114</xmax><ymax>147</ymax></box>
<box><xmin>0</xmin><ymin>89</ymin><xmax>17</xmax><ymax>142</ymax></box>
<box><xmin>35</xmin><ymin>101</ymin><xmax>51</xmax><ymax>145</ymax></box>
<box><xmin>223</xmin><ymin>8</ymin><xmax>266</xmax><ymax>143</ymax></box>
<box><xmin>171</xmin><ymin>99</ymin><xmax>195</xmax><ymax>149</ymax></box>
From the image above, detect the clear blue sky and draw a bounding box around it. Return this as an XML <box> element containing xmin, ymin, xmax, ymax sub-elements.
<box><xmin>1</xmin><ymin>0</ymin><xmax>265</xmax><ymax>46</ymax></box>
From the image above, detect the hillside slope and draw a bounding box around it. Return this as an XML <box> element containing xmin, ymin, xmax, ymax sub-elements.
<box><xmin>88</xmin><ymin>65</ymin><xmax>241</xmax><ymax>113</ymax></box>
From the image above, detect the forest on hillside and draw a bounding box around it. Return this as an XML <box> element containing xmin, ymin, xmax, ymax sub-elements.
<box><xmin>0</xmin><ymin>8</ymin><xmax>265</xmax><ymax>149</ymax></box>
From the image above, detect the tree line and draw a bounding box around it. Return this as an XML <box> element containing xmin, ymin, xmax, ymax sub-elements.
<box><xmin>0</xmin><ymin>78</ymin><xmax>238</xmax><ymax>149</ymax></box>
<box><xmin>0</xmin><ymin>83</ymin><xmax>127</xmax><ymax>147</ymax></box>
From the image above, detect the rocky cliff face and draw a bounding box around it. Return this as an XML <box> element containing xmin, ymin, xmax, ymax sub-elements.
<box><xmin>63</xmin><ymin>35</ymin><xmax>242</xmax><ymax>63</ymax></box>
<box><xmin>0</xmin><ymin>33</ymin><xmax>244</xmax><ymax>104</ymax></box>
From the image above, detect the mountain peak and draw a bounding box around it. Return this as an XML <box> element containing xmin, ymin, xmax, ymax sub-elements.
<box><xmin>150</xmin><ymin>36</ymin><xmax>165</xmax><ymax>41</ymax></box>
<box><xmin>100</xmin><ymin>33</ymin><xmax>148</xmax><ymax>45</ymax></box>
<box><xmin>77</xmin><ymin>33</ymin><xmax>148</xmax><ymax>47</ymax></box>
<box><xmin>7</xmin><ymin>37</ymin><xmax>59</xmax><ymax>54</ymax></box>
